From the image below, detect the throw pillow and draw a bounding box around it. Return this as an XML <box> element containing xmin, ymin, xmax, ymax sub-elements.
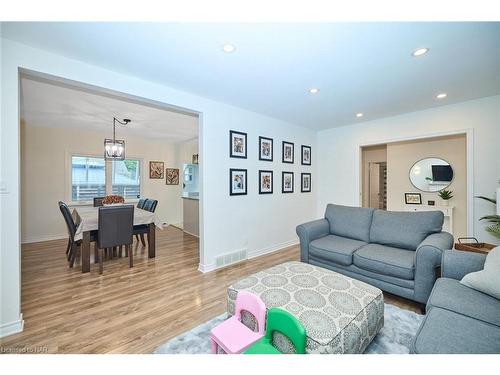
<box><xmin>461</xmin><ymin>246</ymin><xmax>500</xmax><ymax>299</ymax></box>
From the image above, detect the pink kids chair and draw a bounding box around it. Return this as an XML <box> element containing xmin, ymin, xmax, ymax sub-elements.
<box><xmin>210</xmin><ymin>290</ymin><xmax>267</xmax><ymax>354</ymax></box>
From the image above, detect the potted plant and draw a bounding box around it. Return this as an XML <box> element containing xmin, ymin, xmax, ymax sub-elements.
<box><xmin>476</xmin><ymin>194</ymin><xmax>500</xmax><ymax>239</ymax></box>
<box><xmin>438</xmin><ymin>189</ymin><xmax>453</xmax><ymax>206</ymax></box>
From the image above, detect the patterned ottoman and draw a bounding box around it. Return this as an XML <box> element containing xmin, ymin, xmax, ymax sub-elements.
<box><xmin>227</xmin><ymin>261</ymin><xmax>384</xmax><ymax>354</ymax></box>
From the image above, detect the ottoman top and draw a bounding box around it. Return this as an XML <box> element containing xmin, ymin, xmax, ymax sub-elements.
<box><xmin>228</xmin><ymin>261</ymin><xmax>383</xmax><ymax>347</ymax></box>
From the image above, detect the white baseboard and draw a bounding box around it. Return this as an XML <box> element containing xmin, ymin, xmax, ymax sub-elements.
<box><xmin>247</xmin><ymin>239</ymin><xmax>299</xmax><ymax>259</ymax></box>
<box><xmin>0</xmin><ymin>314</ymin><xmax>24</xmax><ymax>338</ymax></box>
<box><xmin>198</xmin><ymin>239</ymin><xmax>299</xmax><ymax>274</ymax></box>
<box><xmin>22</xmin><ymin>233</ymin><xmax>67</xmax><ymax>244</ymax></box>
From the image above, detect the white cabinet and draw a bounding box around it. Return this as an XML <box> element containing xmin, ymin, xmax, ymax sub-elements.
<box><xmin>404</xmin><ymin>205</ymin><xmax>454</xmax><ymax>235</ymax></box>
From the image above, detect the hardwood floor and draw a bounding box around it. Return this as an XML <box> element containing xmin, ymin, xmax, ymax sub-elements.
<box><xmin>0</xmin><ymin>226</ymin><xmax>420</xmax><ymax>353</ymax></box>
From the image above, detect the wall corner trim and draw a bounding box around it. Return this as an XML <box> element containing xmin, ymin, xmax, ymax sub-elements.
<box><xmin>0</xmin><ymin>314</ymin><xmax>24</xmax><ymax>338</ymax></box>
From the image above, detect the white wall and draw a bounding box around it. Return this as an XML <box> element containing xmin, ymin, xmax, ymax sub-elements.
<box><xmin>317</xmin><ymin>95</ymin><xmax>500</xmax><ymax>244</ymax></box>
<box><xmin>0</xmin><ymin>38</ymin><xmax>317</xmax><ymax>334</ymax></box>
<box><xmin>20</xmin><ymin>123</ymin><xmax>193</xmax><ymax>243</ymax></box>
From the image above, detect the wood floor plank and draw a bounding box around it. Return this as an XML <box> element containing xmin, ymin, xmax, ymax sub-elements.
<box><xmin>0</xmin><ymin>226</ymin><xmax>420</xmax><ymax>353</ymax></box>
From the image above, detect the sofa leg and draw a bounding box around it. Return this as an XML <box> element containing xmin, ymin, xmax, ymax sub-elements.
<box><xmin>420</xmin><ymin>304</ymin><xmax>426</xmax><ymax>315</ymax></box>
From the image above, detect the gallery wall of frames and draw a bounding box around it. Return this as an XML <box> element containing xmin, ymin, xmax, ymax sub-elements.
<box><xmin>229</xmin><ymin>130</ymin><xmax>312</xmax><ymax>196</ymax></box>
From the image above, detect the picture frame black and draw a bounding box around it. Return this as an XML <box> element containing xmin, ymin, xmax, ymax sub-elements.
<box><xmin>405</xmin><ymin>192</ymin><xmax>422</xmax><ymax>205</ymax></box>
<box><xmin>229</xmin><ymin>130</ymin><xmax>247</xmax><ymax>159</ymax></box>
<box><xmin>301</xmin><ymin>173</ymin><xmax>311</xmax><ymax>192</ymax></box>
<box><xmin>258</xmin><ymin>136</ymin><xmax>273</xmax><ymax>161</ymax></box>
<box><xmin>282</xmin><ymin>171</ymin><xmax>294</xmax><ymax>193</ymax></box>
<box><xmin>229</xmin><ymin>168</ymin><xmax>248</xmax><ymax>196</ymax></box>
<box><xmin>258</xmin><ymin>170</ymin><xmax>273</xmax><ymax>194</ymax></box>
<box><xmin>301</xmin><ymin>145</ymin><xmax>311</xmax><ymax>166</ymax></box>
<box><xmin>282</xmin><ymin>141</ymin><xmax>294</xmax><ymax>163</ymax></box>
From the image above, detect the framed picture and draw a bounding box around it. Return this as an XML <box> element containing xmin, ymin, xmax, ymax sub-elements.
<box><xmin>259</xmin><ymin>136</ymin><xmax>273</xmax><ymax>161</ymax></box>
<box><xmin>230</xmin><ymin>168</ymin><xmax>247</xmax><ymax>196</ymax></box>
<box><xmin>259</xmin><ymin>170</ymin><xmax>273</xmax><ymax>194</ymax></box>
<box><xmin>282</xmin><ymin>141</ymin><xmax>294</xmax><ymax>163</ymax></box>
<box><xmin>301</xmin><ymin>145</ymin><xmax>311</xmax><ymax>165</ymax></box>
<box><xmin>282</xmin><ymin>171</ymin><xmax>294</xmax><ymax>193</ymax></box>
<box><xmin>166</xmin><ymin>168</ymin><xmax>179</xmax><ymax>185</ymax></box>
<box><xmin>301</xmin><ymin>173</ymin><xmax>311</xmax><ymax>192</ymax></box>
<box><xmin>405</xmin><ymin>193</ymin><xmax>422</xmax><ymax>205</ymax></box>
<box><xmin>229</xmin><ymin>130</ymin><xmax>247</xmax><ymax>159</ymax></box>
<box><xmin>149</xmin><ymin>161</ymin><xmax>164</xmax><ymax>179</ymax></box>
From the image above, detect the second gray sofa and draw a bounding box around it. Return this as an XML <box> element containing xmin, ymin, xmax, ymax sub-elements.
<box><xmin>296</xmin><ymin>204</ymin><xmax>454</xmax><ymax>304</ymax></box>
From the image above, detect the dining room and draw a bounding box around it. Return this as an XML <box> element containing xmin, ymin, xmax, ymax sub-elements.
<box><xmin>20</xmin><ymin>72</ymin><xmax>201</xmax><ymax>275</ymax></box>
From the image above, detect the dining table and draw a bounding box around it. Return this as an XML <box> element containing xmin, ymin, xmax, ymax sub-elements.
<box><xmin>72</xmin><ymin>205</ymin><xmax>163</xmax><ymax>273</ymax></box>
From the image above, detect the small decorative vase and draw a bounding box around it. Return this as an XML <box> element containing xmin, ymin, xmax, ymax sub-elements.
<box><xmin>442</xmin><ymin>199</ymin><xmax>450</xmax><ymax>206</ymax></box>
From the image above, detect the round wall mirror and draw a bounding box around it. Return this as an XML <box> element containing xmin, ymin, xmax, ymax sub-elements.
<box><xmin>409</xmin><ymin>158</ymin><xmax>454</xmax><ymax>192</ymax></box>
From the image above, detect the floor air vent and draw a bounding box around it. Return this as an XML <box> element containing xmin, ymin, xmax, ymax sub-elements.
<box><xmin>215</xmin><ymin>249</ymin><xmax>247</xmax><ymax>268</ymax></box>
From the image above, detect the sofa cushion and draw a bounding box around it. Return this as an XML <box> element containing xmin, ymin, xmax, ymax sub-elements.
<box><xmin>353</xmin><ymin>244</ymin><xmax>415</xmax><ymax>280</ymax></box>
<box><xmin>412</xmin><ymin>307</ymin><xmax>500</xmax><ymax>354</ymax></box>
<box><xmin>309</xmin><ymin>235</ymin><xmax>367</xmax><ymax>266</ymax></box>
<box><xmin>324</xmin><ymin>204</ymin><xmax>374</xmax><ymax>242</ymax></box>
<box><xmin>428</xmin><ymin>278</ymin><xmax>500</xmax><ymax>327</ymax></box>
<box><xmin>369</xmin><ymin>210</ymin><xmax>444</xmax><ymax>250</ymax></box>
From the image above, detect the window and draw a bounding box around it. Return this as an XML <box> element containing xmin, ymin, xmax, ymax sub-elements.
<box><xmin>71</xmin><ymin>156</ymin><xmax>106</xmax><ymax>201</ymax></box>
<box><xmin>71</xmin><ymin>156</ymin><xmax>141</xmax><ymax>202</ymax></box>
<box><xmin>112</xmin><ymin>159</ymin><xmax>141</xmax><ymax>199</ymax></box>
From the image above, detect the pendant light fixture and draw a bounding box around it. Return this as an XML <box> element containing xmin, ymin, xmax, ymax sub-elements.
<box><xmin>104</xmin><ymin>117</ymin><xmax>130</xmax><ymax>160</ymax></box>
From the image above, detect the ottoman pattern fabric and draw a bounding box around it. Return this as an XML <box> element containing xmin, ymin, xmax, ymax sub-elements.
<box><xmin>227</xmin><ymin>261</ymin><xmax>384</xmax><ymax>354</ymax></box>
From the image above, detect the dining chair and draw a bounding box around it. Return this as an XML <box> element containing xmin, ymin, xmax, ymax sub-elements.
<box><xmin>137</xmin><ymin>198</ymin><xmax>147</xmax><ymax>209</ymax></box>
<box><xmin>97</xmin><ymin>205</ymin><xmax>134</xmax><ymax>274</ymax></box>
<box><xmin>58</xmin><ymin>201</ymin><xmax>97</xmax><ymax>267</ymax></box>
<box><xmin>93</xmin><ymin>196</ymin><xmax>104</xmax><ymax>207</ymax></box>
<box><xmin>134</xmin><ymin>199</ymin><xmax>158</xmax><ymax>247</ymax></box>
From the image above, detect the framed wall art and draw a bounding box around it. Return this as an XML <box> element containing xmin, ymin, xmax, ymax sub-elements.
<box><xmin>149</xmin><ymin>161</ymin><xmax>164</xmax><ymax>179</ymax></box>
<box><xmin>259</xmin><ymin>136</ymin><xmax>273</xmax><ymax>161</ymax></box>
<box><xmin>259</xmin><ymin>170</ymin><xmax>273</xmax><ymax>194</ymax></box>
<box><xmin>282</xmin><ymin>141</ymin><xmax>294</xmax><ymax>163</ymax></box>
<box><xmin>301</xmin><ymin>145</ymin><xmax>311</xmax><ymax>165</ymax></box>
<box><xmin>405</xmin><ymin>192</ymin><xmax>422</xmax><ymax>205</ymax></box>
<box><xmin>166</xmin><ymin>168</ymin><xmax>179</xmax><ymax>185</ymax></box>
<box><xmin>230</xmin><ymin>168</ymin><xmax>247</xmax><ymax>196</ymax></box>
<box><xmin>282</xmin><ymin>171</ymin><xmax>294</xmax><ymax>193</ymax></box>
<box><xmin>229</xmin><ymin>130</ymin><xmax>247</xmax><ymax>159</ymax></box>
<box><xmin>301</xmin><ymin>173</ymin><xmax>311</xmax><ymax>192</ymax></box>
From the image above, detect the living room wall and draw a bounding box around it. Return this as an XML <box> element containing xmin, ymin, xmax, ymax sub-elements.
<box><xmin>0</xmin><ymin>38</ymin><xmax>316</xmax><ymax>335</ymax></box>
<box><xmin>317</xmin><ymin>95</ymin><xmax>500</xmax><ymax>244</ymax></box>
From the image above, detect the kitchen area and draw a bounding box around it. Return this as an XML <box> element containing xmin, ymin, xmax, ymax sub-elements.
<box><xmin>181</xmin><ymin>160</ymin><xmax>199</xmax><ymax>237</ymax></box>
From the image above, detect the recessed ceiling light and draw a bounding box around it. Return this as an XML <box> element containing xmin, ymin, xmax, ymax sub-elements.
<box><xmin>436</xmin><ymin>93</ymin><xmax>447</xmax><ymax>99</ymax></box>
<box><xmin>308</xmin><ymin>88</ymin><xmax>319</xmax><ymax>94</ymax></box>
<box><xmin>356</xmin><ymin>113</ymin><xmax>364</xmax><ymax>118</ymax></box>
<box><xmin>222</xmin><ymin>44</ymin><xmax>236</xmax><ymax>53</ymax></box>
<box><xmin>412</xmin><ymin>47</ymin><xmax>429</xmax><ymax>57</ymax></box>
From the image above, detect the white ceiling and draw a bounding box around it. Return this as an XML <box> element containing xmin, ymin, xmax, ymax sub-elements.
<box><xmin>5</xmin><ymin>22</ymin><xmax>500</xmax><ymax>130</ymax></box>
<box><xmin>20</xmin><ymin>76</ymin><xmax>199</xmax><ymax>142</ymax></box>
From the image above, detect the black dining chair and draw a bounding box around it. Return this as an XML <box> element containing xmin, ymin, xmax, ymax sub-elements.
<box><xmin>58</xmin><ymin>201</ymin><xmax>96</xmax><ymax>267</ymax></box>
<box><xmin>137</xmin><ymin>198</ymin><xmax>147</xmax><ymax>209</ymax></box>
<box><xmin>97</xmin><ymin>205</ymin><xmax>134</xmax><ymax>274</ymax></box>
<box><xmin>134</xmin><ymin>199</ymin><xmax>158</xmax><ymax>247</ymax></box>
<box><xmin>93</xmin><ymin>197</ymin><xmax>104</xmax><ymax>207</ymax></box>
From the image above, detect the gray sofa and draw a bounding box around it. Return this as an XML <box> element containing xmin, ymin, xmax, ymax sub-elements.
<box><xmin>296</xmin><ymin>204</ymin><xmax>454</xmax><ymax>304</ymax></box>
<box><xmin>411</xmin><ymin>250</ymin><xmax>500</xmax><ymax>353</ymax></box>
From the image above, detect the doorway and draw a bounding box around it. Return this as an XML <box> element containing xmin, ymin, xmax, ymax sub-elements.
<box><xmin>368</xmin><ymin>162</ymin><xmax>387</xmax><ymax>210</ymax></box>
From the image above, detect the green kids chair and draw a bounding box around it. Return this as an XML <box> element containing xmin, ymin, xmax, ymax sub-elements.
<box><xmin>244</xmin><ymin>308</ymin><xmax>307</xmax><ymax>354</ymax></box>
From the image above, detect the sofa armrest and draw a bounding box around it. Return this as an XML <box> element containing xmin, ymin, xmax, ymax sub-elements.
<box><xmin>296</xmin><ymin>219</ymin><xmax>330</xmax><ymax>262</ymax></box>
<box><xmin>413</xmin><ymin>232</ymin><xmax>454</xmax><ymax>303</ymax></box>
<box><xmin>441</xmin><ymin>250</ymin><xmax>486</xmax><ymax>280</ymax></box>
